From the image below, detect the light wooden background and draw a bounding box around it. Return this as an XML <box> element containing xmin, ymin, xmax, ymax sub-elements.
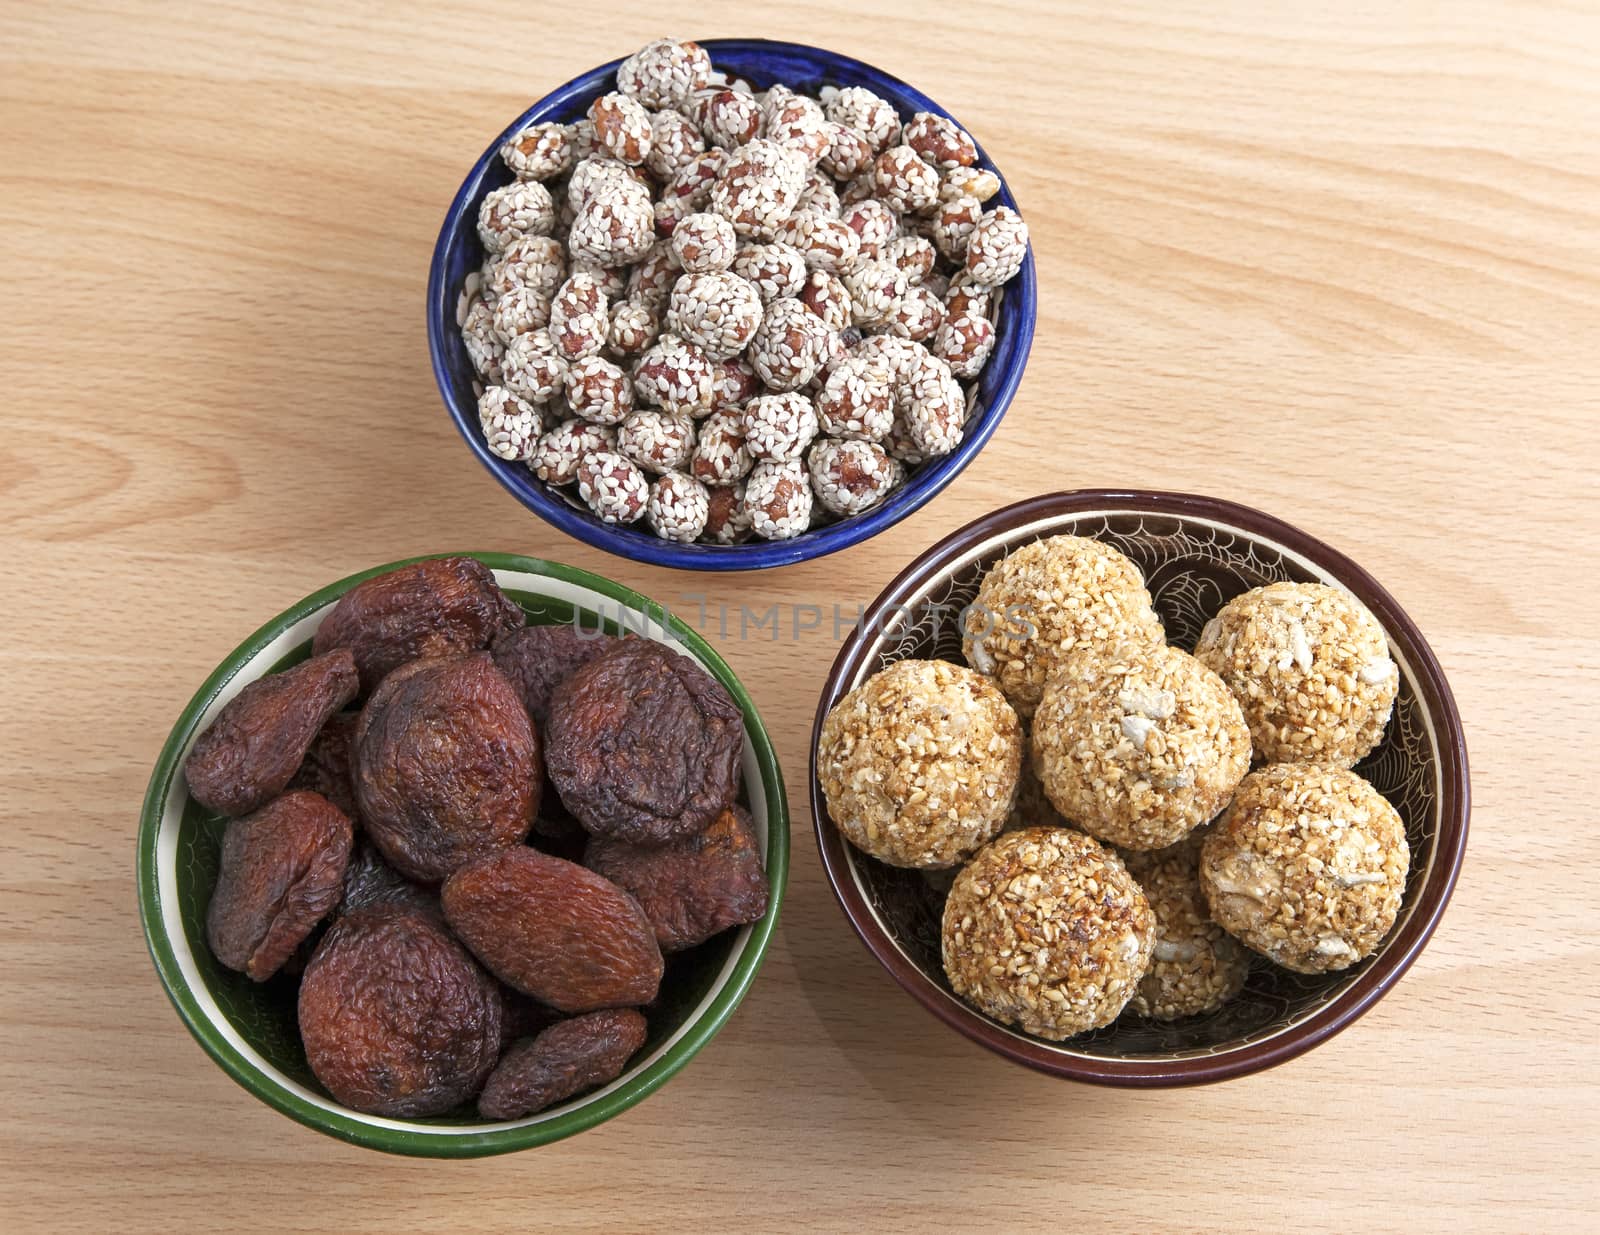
<box><xmin>2</xmin><ymin>2</ymin><xmax>1596</xmax><ymax>1231</ymax></box>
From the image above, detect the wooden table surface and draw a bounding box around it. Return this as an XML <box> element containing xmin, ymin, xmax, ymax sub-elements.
<box><xmin>3</xmin><ymin>2</ymin><xmax>1597</xmax><ymax>1231</ymax></box>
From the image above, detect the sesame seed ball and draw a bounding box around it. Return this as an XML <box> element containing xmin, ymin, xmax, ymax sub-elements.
<box><xmin>744</xmin><ymin>458</ymin><xmax>814</xmax><ymax>540</ymax></box>
<box><xmin>711</xmin><ymin>357</ymin><xmax>760</xmax><ymax>410</ymax></box>
<box><xmin>501</xmin><ymin>329</ymin><xmax>568</xmax><ymax>404</ymax></box>
<box><xmin>872</xmin><ymin>145</ymin><xmax>942</xmax><ymax>216</ymax></box>
<box><xmin>785</xmin><ymin>211</ymin><xmax>860</xmax><ymax>275</ymax></box>
<box><xmin>903</xmin><ymin>111</ymin><xmax>978</xmax><ymax>170</ymax></box>
<box><xmin>617</xmin><ymin>410</ymin><xmax>696</xmax><ymax>474</ymax></box>
<box><xmin>895</xmin><ymin>352</ymin><xmax>966</xmax><ymax>457</ymax></box>
<box><xmin>825</xmin><ymin>86</ymin><xmax>902</xmax><ymax>154</ymax></box>
<box><xmin>1121</xmin><ymin>832</ymin><xmax>1251</xmax><ymax>1020</ymax></box>
<box><xmin>882</xmin><ymin>411</ymin><xmax>930</xmax><ymax>466</ymax></box>
<box><xmin>1200</xmin><ymin>764</ymin><xmax>1409</xmax><ymax>974</ymax></box>
<box><xmin>798</xmin><ymin>269</ymin><xmax>853</xmax><ymax>331</ymax></box>
<box><xmin>711</xmin><ymin>139</ymin><xmax>804</xmax><ymax>240</ymax></box>
<box><xmin>742</xmin><ymin>392</ymin><xmax>818</xmax><ymax>463</ymax></box>
<box><xmin>794</xmin><ymin>171</ymin><xmax>841</xmax><ymax>219</ymax></box>
<box><xmin>564</xmin><ymin>355</ymin><xmax>634</xmax><ymax>426</ymax></box>
<box><xmin>633</xmin><ymin>333</ymin><xmax>717</xmax><ymax>417</ymax></box>
<box><xmin>932</xmin><ymin>194</ymin><xmax>982</xmax><ymax>263</ymax></box>
<box><xmin>1031</xmin><ymin>643</ymin><xmax>1252</xmax><ymax>851</ymax></box>
<box><xmin>943</xmin><ymin>827</ymin><xmax>1154</xmax><ymax>1038</ymax></box>
<box><xmin>607</xmin><ymin>299</ymin><xmax>659</xmax><ymax>355</ymax></box>
<box><xmin>477</xmin><ymin>181</ymin><xmax>556</xmax><ymax>253</ymax></box>
<box><xmin>962</xmin><ymin>535</ymin><xmax>1166</xmax><ymax>719</ymax></box>
<box><xmin>942</xmin><ymin>165</ymin><xmax>1002</xmax><ymax>203</ymax></box>
<box><xmin>885</xmin><ymin>234</ymin><xmax>937</xmax><ymax>284</ymax></box>
<box><xmin>667</xmin><ymin>271</ymin><xmax>764</xmax><ymax>360</ymax></box>
<box><xmin>730</xmin><ymin>242</ymin><xmax>807</xmax><ymax>304</ymax></box>
<box><xmin>889</xmin><ymin>285</ymin><xmax>946</xmax><ymax>342</ymax></box>
<box><xmin>461</xmin><ymin>298</ymin><xmax>504</xmax><ymax>383</ymax></box>
<box><xmin>646</xmin><ymin>108</ymin><xmax>706</xmax><ymax>182</ymax></box>
<box><xmin>627</xmin><ymin>241</ymin><xmax>681</xmax><ymax>308</ymax></box>
<box><xmin>589</xmin><ymin>92</ymin><xmax>653</xmax><ymax>166</ymax></box>
<box><xmin>546</xmin><ymin>272</ymin><xmax>611</xmax><ymax>362</ymax></box>
<box><xmin>500</xmin><ymin>122</ymin><xmax>573</xmax><ymax>181</ymax></box>
<box><xmin>966</xmin><ymin>206</ymin><xmax>1030</xmax><ymax>288</ymax></box>
<box><xmin>617</xmin><ymin>38</ymin><xmax>710</xmax><ymax>111</ymax></box>
<box><xmin>935</xmin><ymin>312</ymin><xmax>997</xmax><ymax>379</ymax></box>
<box><xmin>819</xmin><ymin>121</ymin><xmax>875</xmax><ymax>181</ymax></box>
<box><xmin>576</xmin><ymin>449</ymin><xmax>648</xmax><ymax>524</ymax></box>
<box><xmin>493</xmin><ymin>234</ymin><xmax>566</xmax><ymax>298</ymax></box>
<box><xmin>808</xmin><ymin>439</ymin><xmax>904</xmax><ymax>516</ymax></box>
<box><xmin>646</xmin><ymin>471</ymin><xmax>710</xmax><ymax>543</ymax></box>
<box><xmin>701</xmin><ymin>88</ymin><xmax>763</xmax><ymax>149</ymax></box>
<box><xmin>748</xmin><ymin>297</ymin><xmax>828</xmax><ymax>391</ymax></box>
<box><xmin>688</xmin><ymin>408</ymin><xmax>753</xmax><ymax>486</ymax></box>
<box><xmin>477</xmin><ymin>387</ymin><xmax>544</xmax><ymax>462</ymax></box>
<box><xmin>816</xmin><ymin>355</ymin><xmax>894</xmax><ymax>440</ymax></box>
<box><xmin>528</xmin><ymin>418</ymin><xmax>616</xmax><ymax>486</ymax></box>
<box><xmin>567</xmin><ymin>185</ymin><xmax>655</xmax><ymax>269</ymax></box>
<box><xmin>490</xmin><ymin>284</ymin><xmax>553</xmax><ymax>344</ymax></box>
<box><xmin>841</xmin><ymin>257</ymin><xmax>910</xmax><ymax>329</ymax></box>
<box><xmin>1194</xmin><ymin>583</ymin><xmax>1399</xmax><ymax>769</ymax></box>
<box><xmin>702</xmin><ymin>480</ymin><xmax>752</xmax><ymax>543</ymax></box>
<box><xmin>818</xmin><ymin>659</ymin><xmax>1023</xmax><ymax>869</ymax></box>
<box><xmin>670</xmin><ymin>211</ymin><xmax>738</xmax><ymax>273</ymax></box>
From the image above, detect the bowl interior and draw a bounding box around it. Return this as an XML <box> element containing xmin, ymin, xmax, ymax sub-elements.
<box><xmin>140</xmin><ymin>555</ymin><xmax>788</xmax><ymax>1155</ymax></box>
<box><xmin>814</xmin><ymin>493</ymin><xmax>1466</xmax><ymax>1080</ymax></box>
<box><xmin>429</xmin><ymin>38</ymin><xmax>1037</xmax><ymax>570</ymax></box>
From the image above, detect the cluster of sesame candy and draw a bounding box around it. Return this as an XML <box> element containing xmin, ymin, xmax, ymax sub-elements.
<box><xmin>459</xmin><ymin>37</ymin><xmax>1029</xmax><ymax>544</ymax></box>
<box><xmin>820</xmin><ymin>534</ymin><xmax>1411</xmax><ymax>1040</ymax></box>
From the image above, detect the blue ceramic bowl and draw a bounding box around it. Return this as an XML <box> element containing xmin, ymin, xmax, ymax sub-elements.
<box><xmin>427</xmin><ymin>38</ymin><xmax>1037</xmax><ymax>571</ymax></box>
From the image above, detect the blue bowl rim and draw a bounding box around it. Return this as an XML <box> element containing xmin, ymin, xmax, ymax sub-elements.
<box><xmin>426</xmin><ymin>37</ymin><xmax>1037</xmax><ymax>572</ymax></box>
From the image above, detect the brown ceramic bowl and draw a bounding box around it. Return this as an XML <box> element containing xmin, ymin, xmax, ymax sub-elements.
<box><xmin>810</xmin><ymin>490</ymin><xmax>1469</xmax><ymax>1086</ymax></box>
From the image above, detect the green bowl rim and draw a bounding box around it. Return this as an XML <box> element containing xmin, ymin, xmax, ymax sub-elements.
<box><xmin>136</xmin><ymin>551</ymin><xmax>790</xmax><ymax>1157</ymax></box>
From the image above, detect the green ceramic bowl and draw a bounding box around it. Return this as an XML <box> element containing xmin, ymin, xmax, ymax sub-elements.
<box><xmin>137</xmin><ymin>553</ymin><xmax>789</xmax><ymax>1156</ymax></box>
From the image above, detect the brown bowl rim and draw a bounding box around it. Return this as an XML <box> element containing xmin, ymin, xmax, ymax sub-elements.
<box><xmin>809</xmin><ymin>489</ymin><xmax>1471</xmax><ymax>1087</ymax></box>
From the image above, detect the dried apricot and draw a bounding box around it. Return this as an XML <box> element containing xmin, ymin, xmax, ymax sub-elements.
<box><xmin>442</xmin><ymin>848</ymin><xmax>663</xmax><ymax>1012</ymax></box>
<box><xmin>490</xmin><ymin>623</ymin><xmax>621</xmax><ymax>728</ymax></box>
<box><xmin>206</xmin><ymin>790</ymin><xmax>354</xmax><ymax>980</ymax></box>
<box><xmin>586</xmin><ymin>805</ymin><xmax>768</xmax><ymax>951</ymax></box>
<box><xmin>298</xmin><ymin>902</ymin><xmax>502</xmax><ymax>1117</ymax></box>
<box><xmin>479</xmin><ymin>1009</ymin><xmax>647</xmax><ymax>1120</ymax></box>
<box><xmin>545</xmin><ymin>640</ymin><xmax>742</xmax><ymax>844</ymax></box>
<box><xmin>184</xmin><ymin>648</ymin><xmax>359</xmax><ymax>817</ymax></box>
<box><xmin>285</xmin><ymin>710</ymin><xmax>360</xmax><ymax>820</ymax></box>
<box><xmin>353</xmin><ymin>654</ymin><xmax>538</xmax><ymax>882</ymax></box>
<box><xmin>313</xmin><ymin>557</ymin><xmax>525</xmax><ymax>694</ymax></box>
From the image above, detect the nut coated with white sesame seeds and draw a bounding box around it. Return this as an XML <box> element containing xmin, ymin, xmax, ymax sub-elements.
<box><xmin>807</xmin><ymin>439</ymin><xmax>903</xmax><ymax>516</ymax></box>
<box><xmin>941</xmin><ymin>827</ymin><xmax>1155</xmax><ymax>1038</ymax></box>
<box><xmin>477</xmin><ymin>387</ymin><xmax>544</xmax><ymax>462</ymax></box>
<box><xmin>646</xmin><ymin>471</ymin><xmax>711</xmax><ymax>542</ymax></box>
<box><xmin>1199</xmin><ymin>764</ymin><xmax>1409</xmax><ymax>974</ymax></box>
<box><xmin>743</xmin><ymin>458</ymin><xmax>813</xmax><ymax>540</ymax></box>
<box><xmin>1195</xmin><ymin>582</ymin><xmax>1399</xmax><ymax>769</ymax></box>
<box><xmin>742</xmin><ymin>392</ymin><xmax>818</xmax><ymax>462</ymax></box>
<box><xmin>963</xmin><ymin>535</ymin><xmax>1167</xmax><ymax>719</ymax></box>
<box><xmin>575</xmin><ymin>449</ymin><xmax>648</xmax><ymax>524</ymax></box>
<box><xmin>667</xmin><ymin>271</ymin><xmax>763</xmax><ymax>360</ymax></box>
<box><xmin>818</xmin><ymin>659</ymin><xmax>1023</xmax><ymax>870</ymax></box>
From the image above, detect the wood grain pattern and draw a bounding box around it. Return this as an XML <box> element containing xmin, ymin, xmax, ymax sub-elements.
<box><xmin>2</xmin><ymin>2</ymin><xmax>1597</xmax><ymax>1231</ymax></box>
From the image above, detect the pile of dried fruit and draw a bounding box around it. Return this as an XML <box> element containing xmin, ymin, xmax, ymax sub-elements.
<box><xmin>817</xmin><ymin>538</ymin><xmax>1407</xmax><ymax>1039</ymax></box>
<box><xmin>187</xmin><ymin>557</ymin><xmax>769</xmax><ymax>1119</ymax></box>
<box><xmin>459</xmin><ymin>37</ymin><xmax>1030</xmax><ymax>544</ymax></box>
